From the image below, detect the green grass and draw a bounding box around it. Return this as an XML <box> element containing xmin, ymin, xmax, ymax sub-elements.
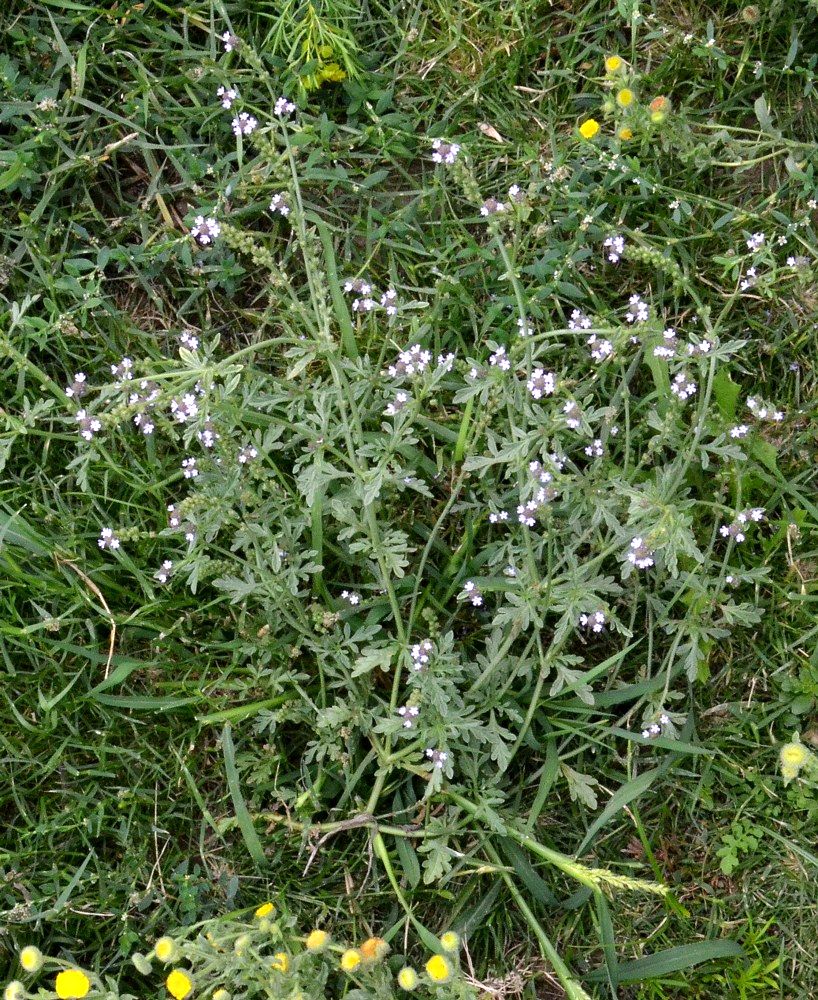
<box><xmin>2</xmin><ymin>1</ymin><xmax>818</xmax><ymax>997</ymax></box>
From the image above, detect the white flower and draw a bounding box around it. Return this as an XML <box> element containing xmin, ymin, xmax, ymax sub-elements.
<box><xmin>508</xmin><ymin>183</ymin><xmax>524</xmax><ymax>202</ymax></box>
<box><xmin>437</xmin><ymin>352</ymin><xmax>456</xmax><ymax>370</ymax></box>
<box><xmin>182</xmin><ymin>457</ymin><xmax>199</xmax><ymax>479</ymax></box>
<box><xmin>568</xmin><ymin>308</ymin><xmax>592</xmax><ymax>331</ymax></box>
<box><xmin>579</xmin><ymin>610</ymin><xmax>607</xmax><ymax>633</ymax></box>
<box><xmin>98</xmin><ymin>527</ymin><xmax>120</xmax><ymax>551</ymax></box>
<box><xmin>670</xmin><ymin>371</ymin><xmax>697</xmax><ymax>401</ymax></box>
<box><xmin>563</xmin><ymin>400</ymin><xmax>582</xmax><ymax>430</ymax></box>
<box><xmin>381</xmin><ymin>288</ymin><xmax>398</xmax><ymax>316</ymax></box>
<box><xmin>111</xmin><ymin>357</ymin><xmax>134</xmax><ymax>381</ymax></box>
<box><xmin>526</xmin><ymin>368</ymin><xmax>555</xmax><ymax>399</ymax></box>
<box><xmin>603</xmin><ymin>234</ymin><xmax>625</xmax><ymax>263</ymax></box>
<box><xmin>217</xmin><ymin>85</ymin><xmax>237</xmax><ymax>109</ymax></box>
<box><xmin>624</xmin><ymin>294</ymin><xmax>649</xmax><ymax>323</ymax></box>
<box><xmin>461</xmin><ymin>580</ymin><xmax>483</xmax><ymax>606</ymax></box>
<box><xmin>76</xmin><ymin>409</ymin><xmax>102</xmax><ymax>441</ymax></box>
<box><xmin>274</xmin><ymin>96</ymin><xmax>296</xmax><ymax>117</ymax></box>
<box><xmin>269</xmin><ymin>193</ymin><xmax>290</xmax><ymax>217</ymax></box>
<box><xmin>653</xmin><ymin>328</ymin><xmax>677</xmax><ymax>359</ymax></box>
<box><xmin>343</xmin><ymin>277</ymin><xmax>372</xmax><ymax>296</ymax></box>
<box><xmin>425</xmin><ymin>748</ymin><xmax>449</xmax><ymax>769</ymax></box>
<box><xmin>489</xmin><ymin>345</ymin><xmax>511</xmax><ymax>371</ymax></box>
<box><xmin>384</xmin><ymin>390</ymin><xmax>411</xmax><ymax>416</ymax></box>
<box><xmin>729</xmin><ymin>424</ymin><xmax>749</xmax><ymax>439</ymax></box>
<box><xmin>410</xmin><ymin>639</ymin><xmax>434</xmax><ymax>670</ymax></box>
<box><xmin>220</xmin><ymin>31</ymin><xmax>239</xmax><ymax>52</ymax></box>
<box><xmin>232</xmin><ymin>112</ymin><xmax>257</xmax><ymax>137</ymax></box>
<box><xmin>154</xmin><ymin>560</ymin><xmax>174</xmax><ymax>584</ymax></box>
<box><xmin>516</xmin><ymin>316</ymin><xmax>533</xmax><ymax>337</ymax></box>
<box><xmin>198</xmin><ymin>422</ymin><xmax>219</xmax><ymax>448</ymax></box>
<box><xmin>352</xmin><ymin>295</ymin><xmax>376</xmax><ymax>313</ymax></box>
<box><xmin>584</xmin><ymin>438</ymin><xmax>603</xmax><ymax>458</ymax></box>
<box><xmin>239</xmin><ymin>445</ymin><xmax>258</xmax><ymax>464</ymax></box>
<box><xmin>746</xmin><ymin>231</ymin><xmax>765</xmax><ymax>251</ymax></box>
<box><xmin>170</xmin><ymin>394</ymin><xmax>198</xmax><ymax>423</ymax></box>
<box><xmin>340</xmin><ymin>589</ymin><xmax>361</xmax><ymax>606</ymax></box>
<box><xmin>190</xmin><ymin>215</ymin><xmax>220</xmax><ymax>245</ymax></box>
<box><xmin>430</xmin><ymin>138</ymin><xmax>460</xmax><ymax>164</ymax></box>
<box><xmin>489</xmin><ymin>510</ymin><xmax>509</xmax><ymax>524</ymax></box>
<box><xmin>179</xmin><ymin>329</ymin><xmax>199</xmax><ymax>351</ymax></box>
<box><xmin>480</xmin><ymin>197</ymin><xmax>506</xmax><ymax>216</ymax></box>
<box><xmin>627</xmin><ymin>537</ymin><xmax>654</xmax><ymax>569</ymax></box>
<box><xmin>587</xmin><ymin>334</ymin><xmax>613</xmax><ymax>362</ymax></box>
<box><xmin>388</xmin><ymin>343</ymin><xmax>431</xmax><ymax>378</ymax></box>
<box><xmin>398</xmin><ymin>704</ymin><xmax>420</xmax><ymax>728</ymax></box>
<box><xmin>65</xmin><ymin>372</ymin><xmax>88</xmax><ymax>399</ymax></box>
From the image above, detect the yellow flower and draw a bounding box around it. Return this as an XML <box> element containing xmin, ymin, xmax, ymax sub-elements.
<box><xmin>305</xmin><ymin>930</ymin><xmax>328</xmax><ymax>952</ymax></box>
<box><xmin>439</xmin><ymin>931</ymin><xmax>459</xmax><ymax>953</ymax></box>
<box><xmin>397</xmin><ymin>967</ymin><xmax>418</xmax><ymax>991</ymax></box>
<box><xmin>4</xmin><ymin>981</ymin><xmax>26</xmax><ymax>1000</ymax></box>
<box><xmin>212</xmin><ymin>991</ymin><xmax>231</xmax><ymax>1000</ymax></box>
<box><xmin>254</xmin><ymin>902</ymin><xmax>275</xmax><ymax>919</ymax></box>
<box><xmin>618</xmin><ymin>127</ymin><xmax>633</xmax><ymax>140</ymax></box>
<box><xmin>166</xmin><ymin>970</ymin><xmax>193</xmax><ymax>1000</ymax></box>
<box><xmin>55</xmin><ymin>970</ymin><xmax>91</xmax><ymax>1000</ymax></box>
<box><xmin>359</xmin><ymin>937</ymin><xmax>389</xmax><ymax>963</ymax></box>
<box><xmin>604</xmin><ymin>55</ymin><xmax>623</xmax><ymax>73</ymax></box>
<box><xmin>19</xmin><ymin>948</ymin><xmax>43</xmax><ymax>973</ymax></box>
<box><xmin>616</xmin><ymin>88</ymin><xmax>635</xmax><ymax>108</ymax></box>
<box><xmin>578</xmin><ymin>119</ymin><xmax>600</xmax><ymax>140</ymax></box>
<box><xmin>425</xmin><ymin>955</ymin><xmax>451</xmax><ymax>984</ymax></box>
<box><xmin>154</xmin><ymin>938</ymin><xmax>177</xmax><ymax>964</ymax></box>
<box><xmin>270</xmin><ymin>953</ymin><xmax>289</xmax><ymax>974</ymax></box>
<box><xmin>780</xmin><ymin>742</ymin><xmax>807</xmax><ymax>768</ymax></box>
<box><xmin>340</xmin><ymin>950</ymin><xmax>362</xmax><ymax>973</ymax></box>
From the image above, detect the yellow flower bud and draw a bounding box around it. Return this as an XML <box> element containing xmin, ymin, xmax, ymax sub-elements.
<box><xmin>397</xmin><ymin>967</ymin><xmax>418</xmax><ymax>991</ymax></box>
<box><xmin>340</xmin><ymin>950</ymin><xmax>362</xmax><ymax>972</ymax></box>
<box><xmin>4</xmin><ymin>981</ymin><xmax>26</xmax><ymax>1000</ymax></box>
<box><xmin>616</xmin><ymin>88</ymin><xmax>635</xmax><ymax>108</ymax></box>
<box><xmin>270</xmin><ymin>953</ymin><xmax>289</xmax><ymax>974</ymax></box>
<box><xmin>305</xmin><ymin>930</ymin><xmax>328</xmax><ymax>952</ymax></box>
<box><xmin>618</xmin><ymin>127</ymin><xmax>633</xmax><ymax>140</ymax></box>
<box><xmin>604</xmin><ymin>55</ymin><xmax>623</xmax><ymax>73</ymax></box>
<box><xmin>254</xmin><ymin>902</ymin><xmax>275</xmax><ymax>919</ymax></box>
<box><xmin>154</xmin><ymin>938</ymin><xmax>177</xmax><ymax>964</ymax></box>
<box><xmin>19</xmin><ymin>948</ymin><xmax>43</xmax><ymax>974</ymax></box>
<box><xmin>439</xmin><ymin>931</ymin><xmax>460</xmax><ymax>953</ymax></box>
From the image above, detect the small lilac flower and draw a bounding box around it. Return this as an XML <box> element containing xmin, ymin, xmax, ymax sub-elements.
<box><xmin>388</xmin><ymin>343</ymin><xmax>431</xmax><ymax>378</ymax></box>
<box><xmin>730</xmin><ymin>424</ymin><xmax>749</xmax><ymax>439</ymax></box>
<box><xmin>579</xmin><ymin>610</ymin><xmax>607</xmax><ymax>633</ymax></box>
<box><xmin>437</xmin><ymin>352</ymin><xmax>456</xmax><ymax>370</ymax></box>
<box><xmin>269</xmin><ymin>193</ymin><xmax>290</xmax><ymax>217</ymax></box>
<box><xmin>627</xmin><ymin>537</ymin><xmax>654</xmax><ymax>569</ymax></box>
<box><xmin>274</xmin><ymin>96</ymin><xmax>297</xmax><ymax>117</ymax></box>
<box><xmin>181</xmin><ymin>457</ymin><xmax>199</xmax><ymax>479</ymax></box>
<box><xmin>111</xmin><ymin>357</ymin><xmax>133</xmax><ymax>381</ymax></box>
<box><xmin>489</xmin><ymin>510</ymin><xmax>509</xmax><ymax>524</ymax></box>
<box><xmin>686</xmin><ymin>338</ymin><xmax>712</xmax><ymax>356</ymax></box>
<box><xmin>340</xmin><ymin>590</ymin><xmax>361</xmax><ymax>606</ymax></box>
<box><xmin>343</xmin><ymin>277</ymin><xmax>372</xmax><ymax>296</ymax></box>
<box><xmin>398</xmin><ymin>705</ymin><xmax>420</xmax><ymax>728</ymax></box>
<box><xmin>584</xmin><ymin>438</ymin><xmax>603</xmax><ymax>458</ymax></box>
<box><xmin>747</xmin><ymin>397</ymin><xmax>784</xmax><ymax>422</ymax></box>
<box><xmin>410</xmin><ymin>639</ymin><xmax>434</xmax><ymax>670</ymax></box>
<box><xmin>587</xmin><ymin>335</ymin><xmax>613</xmax><ymax>362</ymax></box>
<box><xmin>625</xmin><ymin>294</ymin><xmax>649</xmax><ymax>323</ymax></box>
<box><xmin>461</xmin><ymin>580</ymin><xmax>483</xmax><ymax>606</ymax></box>
<box><xmin>198</xmin><ymin>421</ymin><xmax>219</xmax><ymax>448</ymax></box>
<box><xmin>232</xmin><ymin>112</ymin><xmax>257</xmax><ymax>137</ymax></box>
<box><xmin>653</xmin><ymin>329</ymin><xmax>677</xmax><ymax>359</ymax></box>
<box><xmin>190</xmin><ymin>215</ymin><xmax>220</xmax><ymax>245</ymax></box>
<box><xmin>352</xmin><ymin>294</ymin><xmax>376</xmax><ymax>313</ymax></box>
<box><xmin>76</xmin><ymin>409</ymin><xmax>102</xmax><ymax>441</ymax></box>
<box><xmin>381</xmin><ymin>288</ymin><xmax>398</xmax><ymax>316</ymax></box>
<box><xmin>670</xmin><ymin>372</ymin><xmax>697</xmax><ymax>401</ymax></box>
<box><xmin>98</xmin><ymin>527</ymin><xmax>120</xmax><ymax>551</ymax></box>
<box><xmin>239</xmin><ymin>445</ymin><xmax>258</xmax><ymax>464</ymax></box>
<box><xmin>217</xmin><ymin>85</ymin><xmax>237</xmax><ymax>109</ymax></box>
<box><xmin>431</xmin><ymin>138</ymin><xmax>460</xmax><ymax>164</ymax></box>
<box><xmin>425</xmin><ymin>748</ymin><xmax>449</xmax><ymax>769</ymax></box>
<box><xmin>154</xmin><ymin>560</ymin><xmax>174</xmax><ymax>584</ymax></box>
<box><xmin>508</xmin><ymin>183</ymin><xmax>524</xmax><ymax>203</ymax></box>
<box><xmin>489</xmin><ymin>345</ymin><xmax>511</xmax><ymax>371</ymax></box>
<box><xmin>170</xmin><ymin>394</ymin><xmax>198</xmax><ymax>423</ymax></box>
<box><xmin>568</xmin><ymin>309</ymin><xmax>592</xmax><ymax>331</ymax></box>
<box><xmin>220</xmin><ymin>31</ymin><xmax>239</xmax><ymax>52</ymax></box>
<box><xmin>746</xmin><ymin>232</ymin><xmax>765</xmax><ymax>251</ymax></box>
<box><xmin>603</xmin><ymin>234</ymin><xmax>625</xmax><ymax>263</ymax></box>
<box><xmin>179</xmin><ymin>330</ymin><xmax>199</xmax><ymax>351</ymax></box>
<box><xmin>563</xmin><ymin>400</ymin><xmax>582</xmax><ymax>430</ymax></box>
<box><xmin>526</xmin><ymin>368</ymin><xmax>555</xmax><ymax>399</ymax></box>
<box><xmin>65</xmin><ymin>372</ymin><xmax>88</xmax><ymax>399</ymax></box>
<box><xmin>740</xmin><ymin>266</ymin><xmax>757</xmax><ymax>291</ymax></box>
<box><xmin>384</xmin><ymin>390</ymin><xmax>411</xmax><ymax>416</ymax></box>
<box><xmin>480</xmin><ymin>197</ymin><xmax>506</xmax><ymax>217</ymax></box>
<box><xmin>516</xmin><ymin>316</ymin><xmax>533</xmax><ymax>337</ymax></box>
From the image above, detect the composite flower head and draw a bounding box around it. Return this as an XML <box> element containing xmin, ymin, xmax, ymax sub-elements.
<box><xmin>270</xmin><ymin>953</ymin><xmax>289</xmax><ymax>974</ymax></box>
<box><xmin>359</xmin><ymin>937</ymin><xmax>389</xmax><ymax>964</ymax></box>
<box><xmin>254</xmin><ymin>902</ymin><xmax>275</xmax><ymax>919</ymax></box>
<box><xmin>604</xmin><ymin>55</ymin><xmax>624</xmax><ymax>73</ymax></box>
<box><xmin>579</xmin><ymin>118</ymin><xmax>600</xmax><ymax>139</ymax></box>
<box><xmin>616</xmin><ymin>88</ymin><xmax>635</xmax><ymax>108</ymax></box>
<box><xmin>19</xmin><ymin>948</ymin><xmax>43</xmax><ymax>974</ymax></box>
<box><xmin>55</xmin><ymin>970</ymin><xmax>91</xmax><ymax>1000</ymax></box>
<box><xmin>4</xmin><ymin>982</ymin><xmax>26</xmax><ymax>1000</ymax></box>
<box><xmin>397</xmin><ymin>967</ymin><xmax>418</xmax><ymax>991</ymax></box>
<box><xmin>154</xmin><ymin>937</ymin><xmax>177</xmax><ymax>964</ymax></box>
<box><xmin>425</xmin><ymin>954</ymin><xmax>452</xmax><ymax>984</ymax></box>
<box><xmin>340</xmin><ymin>949</ymin><xmax>362</xmax><ymax>973</ymax></box>
<box><xmin>166</xmin><ymin>970</ymin><xmax>193</xmax><ymax>1000</ymax></box>
<box><xmin>439</xmin><ymin>931</ymin><xmax>460</xmax><ymax>953</ymax></box>
<box><xmin>305</xmin><ymin>929</ymin><xmax>328</xmax><ymax>952</ymax></box>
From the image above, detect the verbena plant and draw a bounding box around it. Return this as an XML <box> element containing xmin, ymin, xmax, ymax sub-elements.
<box><xmin>2</xmin><ymin>1</ymin><xmax>816</xmax><ymax>994</ymax></box>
